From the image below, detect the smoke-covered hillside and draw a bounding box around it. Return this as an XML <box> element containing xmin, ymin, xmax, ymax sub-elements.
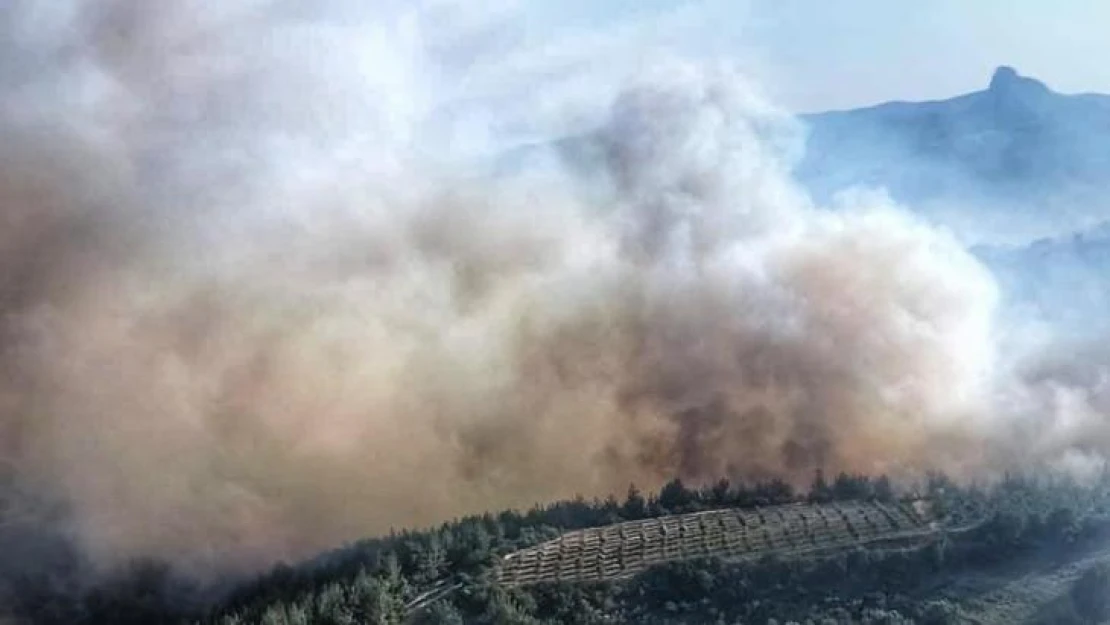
<box><xmin>511</xmin><ymin>67</ymin><xmax>1110</xmax><ymax>334</ymax></box>
<box><xmin>13</xmin><ymin>473</ymin><xmax>1110</xmax><ymax>624</ymax></box>
<box><xmin>797</xmin><ymin>66</ymin><xmax>1110</xmax><ymax>332</ymax></box>
<box><xmin>4</xmin><ymin>2</ymin><xmax>1110</xmax><ymax>624</ymax></box>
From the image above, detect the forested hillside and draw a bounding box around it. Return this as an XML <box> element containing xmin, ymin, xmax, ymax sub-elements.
<box><xmin>8</xmin><ymin>472</ymin><xmax>1110</xmax><ymax>625</ymax></box>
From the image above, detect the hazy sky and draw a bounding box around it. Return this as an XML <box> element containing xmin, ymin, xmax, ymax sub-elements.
<box><xmin>523</xmin><ymin>0</ymin><xmax>1110</xmax><ymax>112</ymax></box>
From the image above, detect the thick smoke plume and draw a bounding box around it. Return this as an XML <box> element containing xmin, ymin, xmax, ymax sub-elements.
<box><xmin>0</xmin><ymin>1</ymin><xmax>1105</xmax><ymax>576</ymax></box>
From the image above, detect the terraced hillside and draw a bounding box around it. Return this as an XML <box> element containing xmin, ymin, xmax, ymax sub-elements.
<box><xmin>497</xmin><ymin>499</ymin><xmax>944</xmax><ymax>586</ymax></box>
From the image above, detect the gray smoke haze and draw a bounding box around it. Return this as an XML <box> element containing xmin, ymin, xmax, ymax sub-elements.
<box><xmin>0</xmin><ymin>0</ymin><xmax>1106</xmax><ymax>577</ymax></box>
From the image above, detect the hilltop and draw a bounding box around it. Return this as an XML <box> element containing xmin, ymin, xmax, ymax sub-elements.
<box><xmin>798</xmin><ymin>66</ymin><xmax>1110</xmax><ymax>245</ymax></box>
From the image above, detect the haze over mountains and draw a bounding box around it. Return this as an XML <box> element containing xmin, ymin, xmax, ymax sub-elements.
<box><xmin>6</xmin><ymin>0</ymin><xmax>1110</xmax><ymax>619</ymax></box>
<box><xmin>799</xmin><ymin>66</ymin><xmax>1110</xmax><ymax>333</ymax></box>
<box><xmin>517</xmin><ymin>66</ymin><xmax>1110</xmax><ymax>334</ymax></box>
<box><xmin>799</xmin><ymin>66</ymin><xmax>1110</xmax><ymax>245</ymax></box>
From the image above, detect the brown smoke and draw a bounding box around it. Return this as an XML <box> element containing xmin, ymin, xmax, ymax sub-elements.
<box><xmin>0</xmin><ymin>1</ymin><xmax>1103</xmax><ymax>576</ymax></box>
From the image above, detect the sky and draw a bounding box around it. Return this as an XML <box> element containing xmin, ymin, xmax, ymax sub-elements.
<box><xmin>521</xmin><ymin>0</ymin><xmax>1110</xmax><ymax>112</ymax></box>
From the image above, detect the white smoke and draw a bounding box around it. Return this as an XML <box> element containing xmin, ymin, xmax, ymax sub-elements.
<box><xmin>0</xmin><ymin>0</ymin><xmax>1102</xmax><ymax>577</ymax></box>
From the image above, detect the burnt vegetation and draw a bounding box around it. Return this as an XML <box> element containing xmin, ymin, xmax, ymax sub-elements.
<box><xmin>5</xmin><ymin>471</ymin><xmax>1110</xmax><ymax>624</ymax></box>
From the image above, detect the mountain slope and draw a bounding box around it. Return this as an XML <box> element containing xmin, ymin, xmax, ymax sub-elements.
<box><xmin>798</xmin><ymin>66</ymin><xmax>1110</xmax><ymax>244</ymax></box>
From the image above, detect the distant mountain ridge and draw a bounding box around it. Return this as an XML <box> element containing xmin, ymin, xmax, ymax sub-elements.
<box><xmin>500</xmin><ymin>66</ymin><xmax>1110</xmax><ymax>245</ymax></box>
<box><xmin>798</xmin><ymin>66</ymin><xmax>1110</xmax><ymax>244</ymax></box>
